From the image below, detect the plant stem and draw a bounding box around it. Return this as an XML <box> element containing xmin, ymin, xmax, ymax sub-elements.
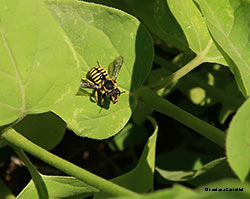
<box><xmin>1</xmin><ymin>128</ymin><xmax>138</xmax><ymax>197</ymax></box>
<box><xmin>139</xmin><ymin>86</ymin><xmax>225</xmax><ymax>148</ymax></box>
<box><xmin>153</xmin><ymin>54</ymin><xmax>243</xmax><ymax>112</ymax></box>
<box><xmin>150</xmin><ymin>54</ymin><xmax>203</xmax><ymax>89</ymax></box>
<box><xmin>11</xmin><ymin>145</ymin><xmax>48</xmax><ymax>199</ymax></box>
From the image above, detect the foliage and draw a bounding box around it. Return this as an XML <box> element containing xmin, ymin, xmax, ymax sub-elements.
<box><xmin>0</xmin><ymin>0</ymin><xmax>250</xmax><ymax>198</ymax></box>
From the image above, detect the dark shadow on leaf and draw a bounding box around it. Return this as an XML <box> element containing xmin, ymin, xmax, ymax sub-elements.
<box><xmin>129</xmin><ymin>24</ymin><xmax>154</xmax><ymax>111</ymax></box>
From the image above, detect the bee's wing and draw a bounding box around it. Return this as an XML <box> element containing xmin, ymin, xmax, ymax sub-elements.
<box><xmin>109</xmin><ymin>56</ymin><xmax>123</xmax><ymax>81</ymax></box>
<box><xmin>80</xmin><ymin>78</ymin><xmax>99</xmax><ymax>89</ymax></box>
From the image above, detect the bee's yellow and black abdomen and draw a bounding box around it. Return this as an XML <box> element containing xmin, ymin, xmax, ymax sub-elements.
<box><xmin>89</xmin><ymin>66</ymin><xmax>109</xmax><ymax>85</ymax></box>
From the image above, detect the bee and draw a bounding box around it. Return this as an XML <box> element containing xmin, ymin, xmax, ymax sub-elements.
<box><xmin>80</xmin><ymin>56</ymin><xmax>125</xmax><ymax>106</ymax></box>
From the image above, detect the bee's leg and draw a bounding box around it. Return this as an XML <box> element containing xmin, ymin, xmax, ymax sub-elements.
<box><xmin>101</xmin><ymin>94</ymin><xmax>106</xmax><ymax>106</ymax></box>
<box><xmin>80</xmin><ymin>78</ymin><xmax>96</xmax><ymax>89</ymax></box>
<box><xmin>94</xmin><ymin>90</ymin><xmax>99</xmax><ymax>102</ymax></box>
<box><xmin>98</xmin><ymin>89</ymin><xmax>106</xmax><ymax>106</ymax></box>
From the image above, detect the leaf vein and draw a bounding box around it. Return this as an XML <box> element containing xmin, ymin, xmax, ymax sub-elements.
<box><xmin>0</xmin><ymin>30</ymin><xmax>26</xmax><ymax>117</ymax></box>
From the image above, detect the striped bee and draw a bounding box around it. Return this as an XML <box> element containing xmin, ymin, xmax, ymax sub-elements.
<box><xmin>80</xmin><ymin>56</ymin><xmax>124</xmax><ymax>106</ymax></box>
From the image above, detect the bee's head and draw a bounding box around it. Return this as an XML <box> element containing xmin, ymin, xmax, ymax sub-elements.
<box><xmin>108</xmin><ymin>88</ymin><xmax>125</xmax><ymax>104</ymax></box>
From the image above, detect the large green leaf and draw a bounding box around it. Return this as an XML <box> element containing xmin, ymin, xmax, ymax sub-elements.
<box><xmin>196</xmin><ymin>0</ymin><xmax>250</xmax><ymax>97</ymax></box>
<box><xmin>0</xmin><ymin>0</ymin><xmax>80</xmax><ymax>126</ymax></box>
<box><xmin>226</xmin><ymin>98</ymin><xmax>250</xmax><ymax>181</ymax></box>
<box><xmin>152</xmin><ymin>0</ymin><xmax>189</xmax><ymax>52</ymax></box>
<box><xmin>94</xmin><ymin>118</ymin><xmax>158</xmax><ymax>198</ymax></box>
<box><xmin>157</xmin><ymin>157</ymin><xmax>235</xmax><ymax>184</ymax></box>
<box><xmin>46</xmin><ymin>0</ymin><xmax>154</xmax><ymax>139</ymax></box>
<box><xmin>17</xmin><ymin>175</ymin><xmax>98</xmax><ymax>199</ymax></box>
<box><xmin>108</xmin><ymin>122</ymin><xmax>150</xmax><ymax>151</ymax></box>
<box><xmin>13</xmin><ymin>112</ymin><xmax>66</xmax><ymax>150</ymax></box>
<box><xmin>105</xmin><ymin>179</ymin><xmax>250</xmax><ymax>199</ymax></box>
<box><xmin>84</xmin><ymin>0</ymin><xmax>189</xmax><ymax>52</ymax></box>
<box><xmin>105</xmin><ymin>184</ymin><xmax>196</xmax><ymax>199</ymax></box>
<box><xmin>167</xmin><ymin>0</ymin><xmax>226</xmax><ymax>65</ymax></box>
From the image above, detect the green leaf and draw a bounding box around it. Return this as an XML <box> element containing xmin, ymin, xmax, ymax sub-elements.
<box><xmin>153</xmin><ymin>0</ymin><xmax>189</xmax><ymax>52</ymax></box>
<box><xmin>155</xmin><ymin>148</ymin><xmax>232</xmax><ymax>186</ymax></box>
<box><xmin>0</xmin><ymin>0</ymin><xmax>81</xmax><ymax>126</ymax></box>
<box><xmin>107</xmin><ymin>179</ymin><xmax>250</xmax><ymax>199</ymax></box>
<box><xmin>195</xmin><ymin>0</ymin><xmax>250</xmax><ymax>97</ymax></box>
<box><xmin>13</xmin><ymin>112</ymin><xmax>66</xmax><ymax>150</ymax></box>
<box><xmin>157</xmin><ymin>157</ymin><xmax>235</xmax><ymax>184</ymax></box>
<box><xmin>132</xmin><ymin>100</ymin><xmax>153</xmax><ymax>125</ymax></box>
<box><xmin>94</xmin><ymin>117</ymin><xmax>158</xmax><ymax>198</ymax></box>
<box><xmin>167</xmin><ymin>0</ymin><xmax>226</xmax><ymax>65</ymax></box>
<box><xmin>46</xmin><ymin>0</ymin><xmax>154</xmax><ymax>139</ymax></box>
<box><xmin>84</xmin><ymin>0</ymin><xmax>189</xmax><ymax>52</ymax></box>
<box><xmin>17</xmin><ymin>175</ymin><xmax>98</xmax><ymax>199</ymax></box>
<box><xmin>156</xmin><ymin>148</ymin><xmax>206</xmax><ymax>172</ymax></box>
<box><xmin>105</xmin><ymin>184</ymin><xmax>196</xmax><ymax>199</ymax></box>
<box><xmin>226</xmin><ymin>98</ymin><xmax>250</xmax><ymax>181</ymax></box>
<box><xmin>108</xmin><ymin>123</ymin><xmax>150</xmax><ymax>151</ymax></box>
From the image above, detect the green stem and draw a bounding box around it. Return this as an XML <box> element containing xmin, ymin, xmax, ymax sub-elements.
<box><xmin>150</xmin><ymin>54</ymin><xmax>203</xmax><ymax>89</ymax></box>
<box><xmin>139</xmin><ymin>86</ymin><xmax>225</xmax><ymax>148</ymax></box>
<box><xmin>11</xmin><ymin>146</ymin><xmax>48</xmax><ymax>199</ymax></box>
<box><xmin>154</xmin><ymin>55</ymin><xmax>175</xmax><ymax>72</ymax></box>
<box><xmin>153</xmin><ymin>54</ymin><xmax>243</xmax><ymax>109</ymax></box>
<box><xmin>1</xmin><ymin>128</ymin><xmax>138</xmax><ymax>197</ymax></box>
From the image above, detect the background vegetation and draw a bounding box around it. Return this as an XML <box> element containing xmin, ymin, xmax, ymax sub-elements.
<box><xmin>0</xmin><ymin>0</ymin><xmax>250</xmax><ymax>198</ymax></box>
